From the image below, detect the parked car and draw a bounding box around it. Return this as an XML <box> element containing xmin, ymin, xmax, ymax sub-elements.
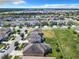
<box><xmin>0</xmin><ymin>49</ymin><xmax>5</xmax><ymax>53</ymax></box>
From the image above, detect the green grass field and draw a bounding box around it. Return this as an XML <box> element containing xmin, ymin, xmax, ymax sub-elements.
<box><xmin>42</xmin><ymin>28</ymin><xmax>79</xmax><ymax>59</ymax></box>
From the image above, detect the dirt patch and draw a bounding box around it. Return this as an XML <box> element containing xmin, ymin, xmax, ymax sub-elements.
<box><xmin>42</xmin><ymin>29</ymin><xmax>55</xmax><ymax>38</ymax></box>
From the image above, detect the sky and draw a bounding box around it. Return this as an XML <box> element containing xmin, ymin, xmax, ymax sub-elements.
<box><xmin>0</xmin><ymin>0</ymin><xmax>79</xmax><ymax>8</ymax></box>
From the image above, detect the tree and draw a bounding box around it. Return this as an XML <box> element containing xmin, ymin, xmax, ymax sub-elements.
<box><xmin>59</xmin><ymin>55</ymin><xmax>63</xmax><ymax>59</ymax></box>
<box><xmin>56</xmin><ymin>47</ymin><xmax>60</xmax><ymax>52</ymax></box>
<box><xmin>33</xmin><ymin>23</ymin><xmax>40</xmax><ymax>27</ymax></box>
<box><xmin>19</xmin><ymin>25</ymin><xmax>22</xmax><ymax>28</ymax></box>
<box><xmin>25</xmin><ymin>30</ymin><xmax>28</xmax><ymax>34</ymax></box>
<box><xmin>17</xmin><ymin>30</ymin><xmax>20</xmax><ymax>33</ymax></box>
<box><xmin>41</xmin><ymin>21</ymin><xmax>48</xmax><ymax>26</ymax></box>
<box><xmin>67</xmin><ymin>20</ymin><xmax>74</xmax><ymax>26</ymax></box>
<box><xmin>14</xmin><ymin>42</ymin><xmax>19</xmax><ymax>46</ymax></box>
<box><xmin>49</xmin><ymin>21</ymin><xmax>57</xmax><ymax>26</ymax></box>
<box><xmin>20</xmin><ymin>33</ymin><xmax>24</xmax><ymax>38</ymax></box>
<box><xmin>15</xmin><ymin>46</ymin><xmax>19</xmax><ymax>50</ymax></box>
<box><xmin>77</xmin><ymin>34</ymin><xmax>79</xmax><ymax>37</ymax></box>
<box><xmin>14</xmin><ymin>42</ymin><xmax>19</xmax><ymax>50</ymax></box>
<box><xmin>73</xmin><ymin>31</ymin><xmax>77</xmax><ymax>34</ymax></box>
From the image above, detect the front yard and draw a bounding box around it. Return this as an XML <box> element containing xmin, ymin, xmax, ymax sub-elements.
<box><xmin>0</xmin><ymin>43</ymin><xmax>6</xmax><ymax>48</ymax></box>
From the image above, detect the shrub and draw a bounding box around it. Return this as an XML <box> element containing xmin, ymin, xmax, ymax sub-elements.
<box><xmin>73</xmin><ymin>31</ymin><xmax>77</xmax><ymax>34</ymax></box>
<box><xmin>14</xmin><ymin>42</ymin><xmax>19</xmax><ymax>46</ymax></box>
<box><xmin>56</xmin><ymin>47</ymin><xmax>60</xmax><ymax>52</ymax></box>
<box><xmin>59</xmin><ymin>55</ymin><xmax>63</xmax><ymax>59</ymax></box>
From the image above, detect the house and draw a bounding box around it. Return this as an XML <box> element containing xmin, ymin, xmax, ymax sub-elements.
<box><xmin>27</xmin><ymin>34</ymin><xmax>43</xmax><ymax>43</ymax></box>
<box><xmin>26</xmin><ymin>29</ymin><xmax>44</xmax><ymax>43</ymax></box>
<box><xmin>25</xmin><ymin>20</ymin><xmax>40</xmax><ymax>26</ymax></box>
<box><xmin>23</xmin><ymin>43</ymin><xmax>52</xmax><ymax>56</ymax></box>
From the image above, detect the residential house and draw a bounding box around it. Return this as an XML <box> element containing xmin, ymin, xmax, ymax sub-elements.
<box><xmin>23</xmin><ymin>43</ymin><xmax>52</xmax><ymax>56</ymax></box>
<box><xmin>26</xmin><ymin>29</ymin><xmax>44</xmax><ymax>43</ymax></box>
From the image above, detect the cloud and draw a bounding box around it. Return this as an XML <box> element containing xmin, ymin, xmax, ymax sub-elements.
<box><xmin>12</xmin><ymin>0</ymin><xmax>26</xmax><ymax>4</ymax></box>
<box><xmin>43</xmin><ymin>4</ymin><xmax>79</xmax><ymax>8</ymax></box>
<box><xmin>0</xmin><ymin>2</ymin><xmax>79</xmax><ymax>8</ymax></box>
<box><xmin>0</xmin><ymin>0</ymin><xmax>26</xmax><ymax>4</ymax></box>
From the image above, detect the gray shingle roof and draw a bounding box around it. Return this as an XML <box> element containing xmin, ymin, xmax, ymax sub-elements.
<box><xmin>26</xmin><ymin>29</ymin><xmax>44</xmax><ymax>43</ymax></box>
<box><xmin>23</xmin><ymin>43</ymin><xmax>52</xmax><ymax>56</ymax></box>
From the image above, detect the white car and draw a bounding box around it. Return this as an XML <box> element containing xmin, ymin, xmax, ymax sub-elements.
<box><xmin>0</xmin><ymin>49</ymin><xmax>5</xmax><ymax>53</ymax></box>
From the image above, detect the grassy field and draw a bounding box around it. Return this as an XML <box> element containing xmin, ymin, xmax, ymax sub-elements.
<box><xmin>42</xmin><ymin>28</ymin><xmax>79</xmax><ymax>59</ymax></box>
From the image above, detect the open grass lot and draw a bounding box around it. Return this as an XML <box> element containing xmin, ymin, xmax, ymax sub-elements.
<box><xmin>42</xmin><ymin>29</ymin><xmax>64</xmax><ymax>59</ymax></box>
<box><xmin>42</xmin><ymin>28</ymin><xmax>79</xmax><ymax>59</ymax></box>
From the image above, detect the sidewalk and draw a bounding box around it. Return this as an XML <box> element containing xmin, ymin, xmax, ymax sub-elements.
<box><xmin>21</xmin><ymin>56</ymin><xmax>56</xmax><ymax>59</ymax></box>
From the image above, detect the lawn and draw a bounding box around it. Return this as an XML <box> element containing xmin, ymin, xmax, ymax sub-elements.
<box><xmin>42</xmin><ymin>28</ymin><xmax>79</xmax><ymax>59</ymax></box>
<box><xmin>14</xmin><ymin>56</ymin><xmax>19</xmax><ymax>59</ymax></box>
<box><xmin>0</xmin><ymin>43</ymin><xmax>5</xmax><ymax>48</ymax></box>
<box><xmin>18</xmin><ymin>43</ymin><xmax>25</xmax><ymax>50</ymax></box>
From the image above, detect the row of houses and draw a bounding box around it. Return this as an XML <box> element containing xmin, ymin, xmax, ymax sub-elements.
<box><xmin>3</xmin><ymin>9</ymin><xmax>78</xmax><ymax>14</ymax></box>
<box><xmin>22</xmin><ymin>29</ymin><xmax>52</xmax><ymax>57</ymax></box>
<box><xmin>0</xmin><ymin>27</ymin><xmax>12</xmax><ymax>41</ymax></box>
<box><xmin>0</xmin><ymin>18</ymin><xmax>75</xmax><ymax>27</ymax></box>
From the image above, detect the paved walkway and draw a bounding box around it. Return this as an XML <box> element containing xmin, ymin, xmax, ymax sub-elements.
<box><xmin>21</xmin><ymin>56</ymin><xmax>56</xmax><ymax>59</ymax></box>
